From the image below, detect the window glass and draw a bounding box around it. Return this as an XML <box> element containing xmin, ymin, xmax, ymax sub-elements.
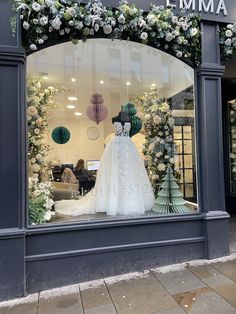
<box><xmin>27</xmin><ymin>39</ymin><xmax>198</xmax><ymax>225</ymax></box>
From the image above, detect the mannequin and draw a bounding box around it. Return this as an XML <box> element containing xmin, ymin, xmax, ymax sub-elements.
<box><xmin>112</xmin><ymin>110</ymin><xmax>130</xmax><ymax>125</ymax></box>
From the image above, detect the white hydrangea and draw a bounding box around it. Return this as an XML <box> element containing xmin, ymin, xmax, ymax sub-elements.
<box><xmin>39</xmin><ymin>16</ymin><xmax>48</xmax><ymax>26</ymax></box>
<box><xmin>118</xmin><ymin>14</ymin><xmax>126</xmax><ymax>24</ymax></box>
<box><xmin>32</xmin><ymin>2</ymin><xmax>41</xmax><ymax>12</ymax></box>
<box><xmin>157</xmin><ymin>163</ymin><xmax>166</xmax><ymax>171</ymax></box>
<box><xmin>103</xmin><ymin>24</ymin><xmax>112</xmax><ymax>34</ymax></box>
<box><xmin>30</xmin><ymin>44</ymin><xmax>37</xmax><ymax>50</ymax></box>
<box><xmin>190</xmin><ymin>28</ymin><xmax>198</xmax><ymax>37</ymax></box>
<box><xmin>23</xmin><ymin>21</ymin><xmax>30</xmax><ymax>30</ymax></box>
<box><xmin>51</xmin><ymin>16</ymin><xmax>62</xmax><ymax>30</ymax></box>
<box><xmin>140</xmin><ymin>32</ymin><xmax>148</xmax><ymax>40</ymax></box>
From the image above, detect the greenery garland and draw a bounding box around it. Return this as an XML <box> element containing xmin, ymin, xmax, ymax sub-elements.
<box><xmin>27</xmin><ymin>77</ymin><xmax>61</xmax><ymax>224</ymax></box>
<box><xmin>12</xmin><ymin>0</ymin><xmax>201</xmax><ymax>65</ymax></box>
<box><xmin>220</xmin><ymin>23</ymin><xmax>236</xmax><ymax>59</ymax></box>
<box><xmin>134</xmin><ymin>87</ymin><xmax>179</xmax><ymax>197</ymax></box>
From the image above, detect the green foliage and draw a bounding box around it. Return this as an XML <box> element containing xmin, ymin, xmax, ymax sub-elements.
<box><xmin>134</xmin><ymin>87</ymin><xmax>179</xmax><ymax>197</ymax></box>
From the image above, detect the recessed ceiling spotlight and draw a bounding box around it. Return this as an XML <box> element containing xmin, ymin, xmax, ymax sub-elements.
<box><xmin>100</xmin><ymin>80</ymin><xmax>104</xmax><ymax>85</ymax></box>
<box><xmin>75</xmin><ymin>112</ymin><xmax>82</xmax><ymax>116</ymax></box>
<box><xmin>67</xmin><ymin>105</ymin><xmax>75</xmax><ymax>109</ymax></box>
<box><xmin>71</xmin><ymin>78</ymin><xmax>76</xmax><ymax>82</ymax></box>
<box><xmin>152</xmin><ymin>83</ymin><xmax>156</xmax><ymax>87</ymax></box>
<box><xmin>126</xmin><ymin>82</ymin><xmax>131</xmax><ymax>86</ymax></box>
<box><xmin>68</xmin><ymin>96</ymin><xmax>78</xmax><ymax>101</ymax></box>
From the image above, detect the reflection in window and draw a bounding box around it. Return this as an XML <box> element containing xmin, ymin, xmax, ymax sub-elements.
<box><xmin>228</xmin><ymin>100</ymin><xmax>236</xmax><ymax>193</ymax></box>
<box><xmin>27</xmin><ymin>39</ymin><xmax>198</xmax><ymax>225</ymax></box>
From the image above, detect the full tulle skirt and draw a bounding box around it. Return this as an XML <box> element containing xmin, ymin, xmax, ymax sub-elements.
<box><xmin>55</xmin><ymin>136</ymin><xmax>155</xmax><ymax>216</ymax></box>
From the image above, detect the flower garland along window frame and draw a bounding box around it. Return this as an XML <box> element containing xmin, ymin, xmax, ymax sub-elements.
<box><xmin>12</xmin><ymin>0</ymin><xmax>202</xmax><ymax>66</ymax></box>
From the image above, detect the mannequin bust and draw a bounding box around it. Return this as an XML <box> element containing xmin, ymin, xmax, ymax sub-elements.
<box><xmin>112</xmin><ymin>111</ymin><xmax>130</xmax><ymax>125</ymax></box>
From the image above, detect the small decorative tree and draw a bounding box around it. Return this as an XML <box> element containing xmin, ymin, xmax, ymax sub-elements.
<box><xmin>153</xmin><ymin>165</ymin><xmax>190</xmax><ymax>214</ymax></box>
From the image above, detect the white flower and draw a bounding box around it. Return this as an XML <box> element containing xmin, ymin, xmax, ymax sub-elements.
<box><xmin>190</xmin><ymin>28</ymin><xmax>198</xmax><ymax>37</ymax></box>
<box><xmin>31</xmin><ymin>158</ymin><xmax>36</xmax><ymax>164</ymax></box>
<box><xmin>32</xmin><ymin>164</ymin><xmax>41</xmax><ymax>173</ymax></box>
<box><xmin>34</xmin><ymin>128</ymin><xmax>40</xmax><ymax>134</ymax></box>
<box><xmin>59</xmin><ymin>29</ymin><xmax>65</xmax><ymax>36</ymax></box>
<box><xmin>168</xmin><ymin>117</ymin><xmax>175</xmax><ymax>126</ymax></box>
<box><xmin>33</xmin><ymin>19</ymin><xmax>39</xmax><ymax>25</ymax></box>
<box><xmin>225</xmin><ymin>38</ymin><xmax>232</xmax><ymax>46</ymax></box>
<box><xmin>39</xmin><ymin>16</ymin><xmax>48</xmax><ymax>26</ymax></box>
<box><xmin>165</xmin><ymin>33</ymin><xmax>173</xmax><ymax>42</ymax></box>
<box><xmin>118</xmin><ymin>14</ymin><xmax>126</xmax><ymax>24</ymax></box>
<box><xmin>164</xmin><ymin>155</ymin><xmax>169</xmax><ymax>159</ymax></box>
<box><xmin>66</xmin><ymin>7</ymin><xmax>77</xmax><ymax>17</ymax></box>
<box><xmin>170</xmin><ymin>158</ymin><xmax>175</xmax><ymax>164</ymax></box>
<box><xmin>38</xmin><ymin>39</ymin><xmax>44</xmax><ymax>44</ymax></box>
<box><xmin>51</xmin><ymin>16</ymin><xmax>62</xmax><ymax>30</ymax></box>
<box><xmin>161</xmin><ymin>103</ymin><xmax>170</xmax><ymax>112</ymax></box>
<box><xmin>145</xmin><ymin>114</ymin><xmax>151</xmax><ymax>120</ymax></box>
<box><xmin>103</xmin><ymin>24</ymin><xmax>112</xmax><ymax>34</ymax></box>
<box><xmin>176</xmin><ymin>51</ymin><xmax>183</xmax><ymax>58</ymax></box>
<box><xmin>172</xmin><ymin>16</ymin><xmax>178</xmax><ymax>24</ymax></box>
<box><xmin>160</xmin><ymin>139</ymin><xmax>165</xmax><ymax>144</ymax></box>
<box><xmin>44</xmin><ymin>211</ymin><xmax>53</xmax><ymax>221</ymax></box>
<box><xmin>23</xmin><ymin>21</ymin><xmax>30</xmax><ymax>30</ymax></box>
<box><xmin>156</xmin><ymin>152</ymin><xmax>162</xmax><ymax>158</ymax></box>
<box><xmin>153</xmin><ymin>115</ymin><xmax>161</xmax><ymax>125</ymax></box>
<box><xmin>226</xmin><ymin>30</ymin><xmax>233</xmax><ymax>37</ymax></box>
<box><xmin>157</xmin><ymin>163</ymin><xmax>166</xmax><ymax>171</ymax></box>
<box><xmin>140</xmin><ymin>32</ymin><xmax>148</xmax><ymax>41</ymax></box>
<box><xmin>27</xmin><ymin>106</ymin><xmax>38</xmax><ymax>116</ymax></box>
<box><xmin>30</xmin><ymin>44</ymin><xmax>37</xmax><ymax>51</ymax></box>
<box><xmin>32</xmin><ymin>2</ymin><xmax>41</xmax><ymax>12</ymax></box>
<box><xmin>36</xmin><ymin>154</ymin><xmax>42</xmax><ymax>160</ymax></box>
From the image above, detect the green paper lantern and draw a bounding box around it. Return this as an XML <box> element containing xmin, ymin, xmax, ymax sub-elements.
<box><xmin>52</xmin><ymin>126</ymin><xmax>70</xmax><ymax>144</ymax></box>
<box><xmin>121</xmin><ymin>103</ymin><xmax>137</xmax><ymax>116</ymax></box>
<box><xmin>130</xmin><ymin>116</ymin><xmax>142</xmax><ymax>137</ymax></box>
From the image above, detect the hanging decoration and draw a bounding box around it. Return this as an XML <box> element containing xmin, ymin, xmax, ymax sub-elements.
<box><xmin>52</xmin><ymin>126</ymin><xmax>71</xmax><ymax>144</ymax></box>
<box><xmin>86</xmin><ymin>93</ymin><xmax>109</xmax><ymax>124</ymax></box>
<box><xmin>153</xmin><ymin>165</ymin><xmax>190</xmax><ymax>214</ymax></box>
<box><xmin>12</xmin><ymin>0</ymin><xmax>201</xmax><ymax>65</ymax></box>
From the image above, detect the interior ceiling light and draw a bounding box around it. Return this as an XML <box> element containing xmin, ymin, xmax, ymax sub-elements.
<box><xmin>152</xmin><ymin>83</ymin><xmax>156</xmax><ymax>87</ymax></box>
<box><xmin>75</xmin><ymin>112</ymin><xmax>82</xmax><ymax>116</ymax></box>
<box><xmin>68</xmin><ymin>96</ymin><xmax>78</xmax><ymax>101</ymax></box>
<box><xmin>100</xmin><ymin>80</ymin><xmax>104</xmax><ymax>84</ymax></box>
<box><xmin>126</xmin><ymin>82</ymin><xmax>131</xmax><ymax>86</ymax></box>
<box><xmin>67</xmin><ymin>105</ymin><xmax>75</xmax><ymax>109</ymax></box>
<box><xmin>71</xmin><ymin>78</ymin><xmax>76</xmax><ymax>82</ymax></box>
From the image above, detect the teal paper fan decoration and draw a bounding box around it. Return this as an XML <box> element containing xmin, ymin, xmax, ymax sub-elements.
<box><xmin>121</xmin><ymin>103</ymin><xmax>137</xmax><ymax>116</ymax></box>
<box><xmin>130</xmin><ymin>116</ymin><xmax>142</xmax><ymax>137</ymax></box>
<box><xmin>52</xmin><ymin>127</ymin><xmax>70</xmax><ymax>144</ymax></box>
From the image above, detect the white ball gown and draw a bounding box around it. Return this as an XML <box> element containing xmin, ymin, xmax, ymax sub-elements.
<box><xmin>55</xmin><ymin>122</ymin><xmax>155</xmax><ymax>216</ymax></box>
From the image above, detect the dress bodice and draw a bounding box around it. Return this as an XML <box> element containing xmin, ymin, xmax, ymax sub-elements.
<box><xmin>113</xmin><ymin>122</ymin><xmax>131</xmax><ymax>137</ymax></box>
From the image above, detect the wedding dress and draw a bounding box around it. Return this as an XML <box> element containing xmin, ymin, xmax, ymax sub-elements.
<box><xmin>55</xmin><ymin>122</ymin><xmax>155</xmax><ymax>216</ymax></box>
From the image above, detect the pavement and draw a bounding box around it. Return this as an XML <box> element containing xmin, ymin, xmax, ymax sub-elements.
<box><xmin>0</xmin><ymin>216</ymin><xmax>236</xmax><ymax>314</ymax></box>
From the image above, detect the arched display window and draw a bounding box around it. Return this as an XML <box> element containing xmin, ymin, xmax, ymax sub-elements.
<box><xmin>27</xmin><ymin>39</ymin><xmax>198</xmax><ymax>225</ymax></box>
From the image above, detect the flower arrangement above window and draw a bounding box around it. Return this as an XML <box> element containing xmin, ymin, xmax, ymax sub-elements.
<box><xmin>220</xmin><ymin>23</ymin><xmax>236</xmax><ymax>59</ymax></box>
<box><xmin>12</xmin><ymin>0</ymin><xmax>201</xmax><ymax>65</ymax></box>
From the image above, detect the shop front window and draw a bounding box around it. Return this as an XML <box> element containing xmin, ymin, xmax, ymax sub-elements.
<box><xmin>26</xmin><ymin>39</ymin><xmax>198</xmax><ymax>225</ymax></box>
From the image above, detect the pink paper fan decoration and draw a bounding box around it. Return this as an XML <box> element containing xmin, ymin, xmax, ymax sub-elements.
<box><xmin>86</xmin><ymin>93</ymin><xmax>109</xmax><ymax>124</ymax></box>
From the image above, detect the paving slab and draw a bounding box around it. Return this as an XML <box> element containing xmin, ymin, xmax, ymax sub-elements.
<box><xmin>152</xmin><ymin>268</ymin><xmax>206</xmax><ymax>295</ymax></box>
<box><xmin>80</xmin><ymin>279</ymin><xmax>117</xmax><ymax>314</ymax></box>
<box><xmin>210</xmin><ymin>259</ymin><xmax>236</xmax><ymax>282</ymax></box>
<box><xmin>0</xmin><ymin>294</ymin><xmax>38</xmax><ymax>314</ymax></box>
<box><xmin>104</xmin><ymin>272</ymin><xmax>178</xmax><ymax>314</ymax></box>
<box><xmin>38</xmin><ymin>285</ymin><xmax>84</xmax><ymax>314</ymax></box>
<box><xmin>173</xmin><ymin>287</ymin><xmax>236</xmax><ymax>314</ymax></box>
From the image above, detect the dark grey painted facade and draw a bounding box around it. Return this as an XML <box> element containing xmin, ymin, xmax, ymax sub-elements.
<box><xmin>0</xmin><ymin>0</ymin><xmax>232</xmax><ymax>301</ymax></box>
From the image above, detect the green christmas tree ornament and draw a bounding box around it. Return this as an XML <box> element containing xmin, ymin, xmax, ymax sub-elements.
<box><xmin>121</xmin><ymin>103</ymin><xmax>137</xmax><ymax>116</ymax></box>
<box><xmin>52</xmin><ymin>126</ymin><xmax>70</xmax><ymax>144</ymax></box>
<box><xmin>130</xmin><ymin>116</ymin><xmax>142</xmax><ymax>137</ymax></box>
<box><xmin>153</xmin><ymin>165</ymin><xmax>190</xmax><ymax>214</ymax></box>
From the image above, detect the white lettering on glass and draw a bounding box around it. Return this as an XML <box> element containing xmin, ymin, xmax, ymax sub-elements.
<box><xmin>216</xmin><ymin>0</ymin><xmax>228</xmax><ymax>15</ymax></box>
<box><xmin>199</xmin><ymin>0</ymin><xmax>214</xmax><ymax>13</ymax></box>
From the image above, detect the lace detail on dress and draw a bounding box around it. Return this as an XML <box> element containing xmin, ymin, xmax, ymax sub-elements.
<box><xmin>114</xmin><ymin>122</ymin><xmax>131</xmax><ymax>137</ymax></box>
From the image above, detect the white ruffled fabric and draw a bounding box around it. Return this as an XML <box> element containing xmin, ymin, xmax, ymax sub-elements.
<box><xmin>55</xmin><ymin>122</ymin><xmax>155</xmax><ymax>216</ymax></box>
